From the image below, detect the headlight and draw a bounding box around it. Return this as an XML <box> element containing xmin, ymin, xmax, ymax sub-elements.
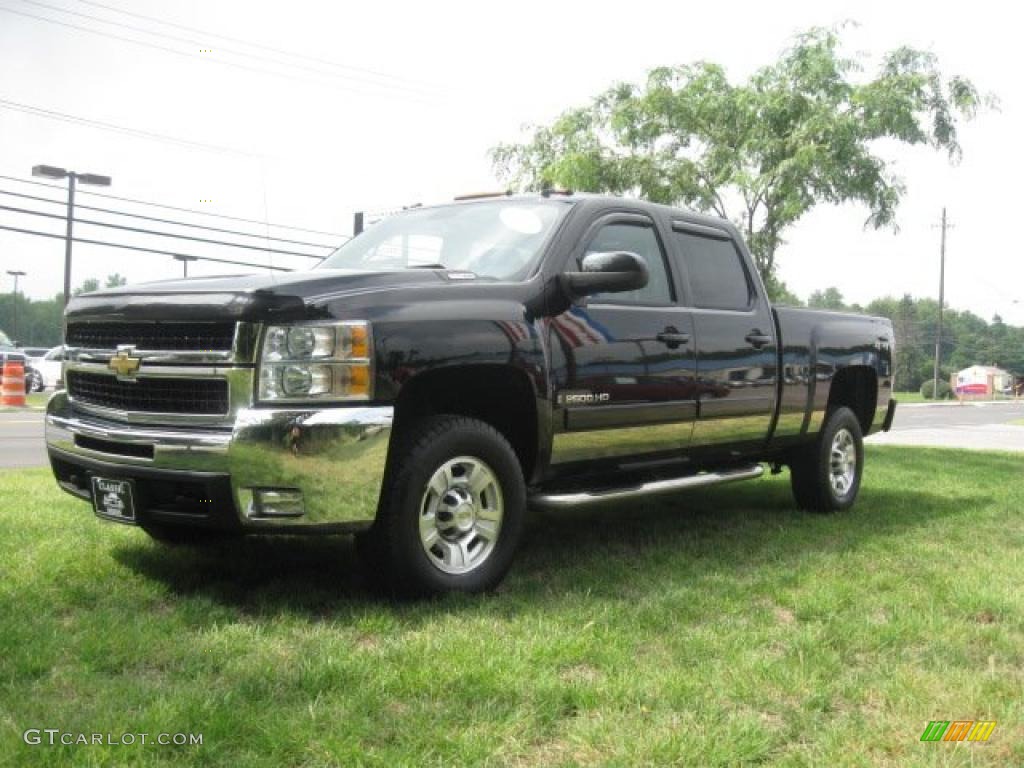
<box><xmin>258</xmin><ymin>322</ymin><xmax>371</xmax><ymax>402</ymax></box>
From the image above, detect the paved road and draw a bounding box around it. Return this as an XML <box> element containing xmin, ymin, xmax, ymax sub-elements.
<box><xmin>868</xmin><ymin>400</ymin><xmax>1024</xmax><ymax>452</ymax></box>
<box><xmin>0</xmin><ymin>409</ymin><xmax>47</xmax><ymax>469</ymax></box>
<box><xmin>2</xmin><ymin>399</ymin><xmax>1022</xmax><ymax>471</ymax></box>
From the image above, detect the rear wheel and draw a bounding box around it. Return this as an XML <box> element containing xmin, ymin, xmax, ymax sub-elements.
<box><xmin>789</xmin><ymin>406</ymin><xmax>864</xmax><ymax>513</ymax></box>
<box><xmin>357</xmin><ymin>415</ymin><xmax>525</xmax><ymax>595</ymax></box>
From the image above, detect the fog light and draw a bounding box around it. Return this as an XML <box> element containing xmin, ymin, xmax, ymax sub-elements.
<box><xmin>251</xmin><ymin>488</ymin><xmax>304</xmax><ymax>518</ymax></box>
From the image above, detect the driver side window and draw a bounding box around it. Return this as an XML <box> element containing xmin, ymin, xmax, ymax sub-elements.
<box><xmin>583</xmin><ymin>222</ymin><xmax>673</xmax><ymax>305</ymax></box>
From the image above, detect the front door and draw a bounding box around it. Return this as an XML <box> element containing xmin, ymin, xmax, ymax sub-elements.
<box><xmin>548</xmin><ymin>214</ymin><xmax>698</xmax><ymax>467</ymax></box>
<box><xmin>668</xmin><ymin>223</ymin><xmax>777</xmax><ymax>449</ymax></box>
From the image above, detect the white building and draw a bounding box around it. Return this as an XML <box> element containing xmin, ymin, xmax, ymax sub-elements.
<box><xmin>954</xmin><ymin>365</ymin><xmax>1014</xmax><ymax>397</ymax></box>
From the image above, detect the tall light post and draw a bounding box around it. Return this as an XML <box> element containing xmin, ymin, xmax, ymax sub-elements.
<box><xmin>6</xmin><ymin>270</ymin><xmax>26</xmax><ymax>343</ymax></box>
<box><xmin>173</xmin><ymin>254</ymin><xmax>198</xmax><ymax>277</ymax></box>
<box><xmin>31</xmin><ymin>165</ymin><xmax>112</xmax><ymax>307</ymax></box>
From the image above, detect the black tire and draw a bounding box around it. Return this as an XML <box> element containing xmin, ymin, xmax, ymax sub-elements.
<box><xmin>357</xmin><ymin>415</ymin><xmax>526</xmax><ymax>596</ymax></box>
<box><xmin>26</xmin><ymin>368</ymin><xmax>44</xmax><ymax>393</ymax></box>
<box><xmin>140</xmin><ymin>522</ymin><xmax>239</xmax><ymax>547</ymax></box>
<box><xmin>789</xmin><ymin>406</ymin><xmax>864</xmax><ymax>513</ymax></box>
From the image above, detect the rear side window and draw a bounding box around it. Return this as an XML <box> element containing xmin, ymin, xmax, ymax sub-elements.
<box><xmin>584</xmin><ymin>223</ymin><xmax>673</xmax><ymax>305</ymax></box>
<box><xmin>674</xmin><ymin>231</ymin><xmax>752</xmax><ymax>310</ymax></box>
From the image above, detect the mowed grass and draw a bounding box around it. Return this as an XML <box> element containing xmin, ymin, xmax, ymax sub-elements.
<box><xmin>892</xmin><ymin>391</ymin><xmax>930</xmax><ymax>404</ymax></box>
<box><xmin>1</xmin><ymin>447</ymin><xmax>1022</xmax><ymax>767</ymax></box>
<box><xmin>0</xmin><ymin>391</ymin><xmax>49</xmax><ymax>412</ymax></box>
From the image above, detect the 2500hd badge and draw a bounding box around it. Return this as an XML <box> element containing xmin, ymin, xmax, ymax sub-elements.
<box><xmin>558</xmin><ymin>391</ymin><xmax>611</xmax><ymax>405</ymax></box>
<box><xmin>46</xmin><ymin>194</ymin><xmax>896</xmax><ymax>595</ymax></box>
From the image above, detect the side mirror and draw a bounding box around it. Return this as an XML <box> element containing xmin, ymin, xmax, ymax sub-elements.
<box><xmin>562</xmin><ymin>251</ymin><xmax>649</xmax><ymax>299</ymax></box>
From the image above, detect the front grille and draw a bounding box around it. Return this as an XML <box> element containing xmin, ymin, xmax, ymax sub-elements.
<box><xmin>66</xmin><ymin>322</ymin><xmax>236</xmax><ymax>352</ymax></box>
<box><xmin>67</xmin><ymin>371</ymin><xmax>229</xmax><ymax>415</ymax></box>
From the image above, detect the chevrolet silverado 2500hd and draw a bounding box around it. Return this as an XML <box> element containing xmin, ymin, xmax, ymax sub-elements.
<box><xmin>46</xmin><ymin>194</ymin><xmax>896</xmax><ymax>594</ymax></box>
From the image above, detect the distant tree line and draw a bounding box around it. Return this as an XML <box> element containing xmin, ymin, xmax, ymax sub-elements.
<box><xmin>1</xmin><ymin>276</ymin><xmax>1017</xmax><ymax>393</ymax></box>
<box><xmin>782</xmin><ymin>287</ymin><xmax>1023</xmax><ymax>391</ymax></box>
<box><xmin>0</xmin><ymin>274</ymin><xmax>126</xmax><ymax>347</ymax></box>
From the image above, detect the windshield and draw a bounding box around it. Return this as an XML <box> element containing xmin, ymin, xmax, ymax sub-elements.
<box><xmin>319</xmin><ymin>199</ymin><xmax>571</xmax><ymax>280</ymax></box>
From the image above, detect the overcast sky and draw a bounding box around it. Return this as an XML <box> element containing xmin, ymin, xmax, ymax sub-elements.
<box><xmin>1</xmin><ymin>0</ymin><xmax>1020</xmax><ymax>324</ymax></box>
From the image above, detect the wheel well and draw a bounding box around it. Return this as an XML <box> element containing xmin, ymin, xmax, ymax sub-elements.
<box><xmin>826</xmin><ymin>366</ymin><xmax>877</xmax><ymax>433</ymax></box>
<box><xmin>392</xmin><ymin>365</ymin><xmax>539</xmax><ymax>480</ymax></box>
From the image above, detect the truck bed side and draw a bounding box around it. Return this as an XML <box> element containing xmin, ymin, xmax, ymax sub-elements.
<box><xmin>771</xmin><ymin>306</ymin><xmax>894</xmax><ymax>445</ymax></box>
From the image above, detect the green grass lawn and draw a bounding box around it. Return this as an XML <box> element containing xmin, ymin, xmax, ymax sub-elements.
<box><xmin>25</xmin><ymin>391</ymin><xmax>50</xmax><ymax>408</ymax></box>
<box><xmin>1</xmin><ymin>447</ymin><xmax>1022</xmax><ymax>766</ymax></box>
<box><xmin>893</xmin><ymin>391</ymin><xmax>929</xmax><ymax>404</ymax></box>
<box><xmin>0</xmin><ymin>391</ymin><xmax>50</xmax><ymax>411</ymax></box>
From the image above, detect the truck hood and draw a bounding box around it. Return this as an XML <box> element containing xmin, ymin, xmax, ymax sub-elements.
<box><xmin>64</xmin><ymin>268</ymin><xmax>450</xmax><ymax>322</ymax></box>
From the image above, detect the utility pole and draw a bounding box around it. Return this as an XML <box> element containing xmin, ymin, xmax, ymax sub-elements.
<box><xmin>6</xmin><ymin>270</ymin><xmax>26</xmax><ymax>342</ymax></box>
<box><xmin>932</xmin><ymin>208</ymin><xmax>948</xmax><ymax>398</ymax></box>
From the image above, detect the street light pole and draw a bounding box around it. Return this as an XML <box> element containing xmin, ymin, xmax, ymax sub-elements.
<box><xmin>6</xmin><ymin>270</ymin><xmax>26</xmax><ymax>342</ymax></box>
<box><xmin>173</xmin><ymin>254</ymin><xmax>197</xmax><ymax>277</ymax></box>
<box><xmin>31</xmin><ymin>165</ymin><xmax>112</xmax><ymax>308</ymax></box>
<box><xmin>63</xmin><ymin>173</ymin><xmax>76</xmax><ymax>309</ymax></box>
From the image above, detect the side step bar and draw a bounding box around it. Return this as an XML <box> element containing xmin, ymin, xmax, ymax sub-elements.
<box><xmin>530</xmin><ymin>465</ymin><xmax>764</xmax><ymax>511</ymax></box>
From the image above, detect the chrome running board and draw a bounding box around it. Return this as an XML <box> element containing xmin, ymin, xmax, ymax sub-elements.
<box><xmin>530</xmin><ymin>465</ymin><xmax>764</xmax><ymax>510</ymax></box>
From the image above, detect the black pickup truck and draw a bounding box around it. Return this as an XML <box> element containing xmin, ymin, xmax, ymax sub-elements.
<box><xmin>46</xmin><ymin>194</ymin><xmax>895</xmax><ymax>594</ymax></box>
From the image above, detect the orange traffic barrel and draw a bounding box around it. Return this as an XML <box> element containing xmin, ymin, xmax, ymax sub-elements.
<box><xmin>0</xmin><ymin>357</ymin><xmax>26</xmax><ymax>407</ymax></box>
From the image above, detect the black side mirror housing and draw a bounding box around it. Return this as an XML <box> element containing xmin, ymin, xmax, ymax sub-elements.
<box><xmin>561</xmin><ymin>251</ymin><xmax>649</xmax><ymax>300</ymax></box>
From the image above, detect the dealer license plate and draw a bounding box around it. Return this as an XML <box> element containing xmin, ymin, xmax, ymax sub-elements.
<box><xmin>91</xmin><ymin>477</ymin><xmax>136</xmax><ymax>523</ymax></box>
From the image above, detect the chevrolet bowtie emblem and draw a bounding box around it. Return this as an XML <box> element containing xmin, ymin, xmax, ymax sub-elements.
<box><xmin>108</xmin><ymin>348</ymin><xmax>141</xmax><ymax>378</ymax></box>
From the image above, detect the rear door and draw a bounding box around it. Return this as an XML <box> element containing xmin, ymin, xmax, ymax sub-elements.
<box><xmin>548</xmin><ymin>213</ymin><xmax>698</xmax><ymax>466</ymax></box>
<box><xmin>669</xmin><ymin>222</ymin><xmax>777</xmax><ymax>449</ymax></box>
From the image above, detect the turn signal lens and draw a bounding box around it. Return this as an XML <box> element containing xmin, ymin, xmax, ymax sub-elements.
<box><xmin>343</xmin><ymin>364</ymin><xmax>370</xmax><ymax>397</ymax></box>
<box><xmin>348</xmin><ymin>325</ymin><xmax>369</xmax><ymax>359</ymax></box>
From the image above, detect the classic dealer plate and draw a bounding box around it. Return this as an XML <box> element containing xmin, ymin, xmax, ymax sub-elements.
<box><xmin>91</xmin><ymin>477</ymin><xmax>137</xmax><ymax>523</ymax></box>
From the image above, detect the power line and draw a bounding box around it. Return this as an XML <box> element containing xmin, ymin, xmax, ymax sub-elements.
<box><xmin>0</xmin><ymin>96</ymin><xmax>257</xmax><ymax>157</ymax></box>
<box><xmin>0</xmin><ymin>174</ymin><xmax>350</xmax><ymax>238</ymax></box>
<box><xmin>0</xmin><ymin>187</ymin><xmax>337</xmax><ymax>249</ymax></box>
<box><xmin>0</xmin><ymin>222</ymin><xmax>293</xmax><ymax>271</ymax></box>
<box><xmin>0</xmin><ymin>202</ymin><xmax>326</xmax><ymax>259</ymax></box>
<box><xmin>0</xmin><ymin>5</ymin><xmax>436</xmax><ymax>102</ymax></box>
<box><xmin>76</xmin><ymin>0</ymin><xmax>438</xmax><ymax>91</ymax></box>
<box><xmin>19</xmin><ymin>0</ymin><xmax>437</xmax><ymax>98</ymax></box>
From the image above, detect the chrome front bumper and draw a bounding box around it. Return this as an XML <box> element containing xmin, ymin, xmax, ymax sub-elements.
<box><xmin>45</xmin><ymin>391</ymin><xmax>393</xmax><ymax>532</ymax></box>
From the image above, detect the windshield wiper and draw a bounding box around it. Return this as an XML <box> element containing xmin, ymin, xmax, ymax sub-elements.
<box><xmin>408</xmin><ymin>264</ymin><xmax>448</xmax><ymax>269</ymax></box>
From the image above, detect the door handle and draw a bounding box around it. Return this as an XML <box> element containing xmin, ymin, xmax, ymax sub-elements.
<box><xmin>656</xmin><ymin>328</ymin><xmax>691</xmax><ymax>348</ymax></box>
<box><xmin>745</xmin><ymin>330</ymin><xmax>773</xmax><ymax>349</ymax></box>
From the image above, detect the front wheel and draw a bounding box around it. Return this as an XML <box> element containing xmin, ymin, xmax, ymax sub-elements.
<box><xmin>789</xmin><ymin>406</ymin><xmax>864</xmax><ymax>513</ymax></box>
<box><xmin>358</xmin><ymin>415</ymin><xmax>526</xmax><ymax>595</ymax></box>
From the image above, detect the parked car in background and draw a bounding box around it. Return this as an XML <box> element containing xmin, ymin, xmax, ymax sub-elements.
<box><xmin>27</xmin><ymin>347</ymin><xmax>63</xmax><ymax>390</ymax></box>
<box><xmin>0</xmin><ymin>330</ymin><xmax>40</xmax><ymax>392</ymax></box>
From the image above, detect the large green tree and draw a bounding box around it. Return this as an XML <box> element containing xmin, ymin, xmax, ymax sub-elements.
<box><xmin>491</xmin><ymin>26</ymin><xmax>989</xmax><ymax>296</ymax></box>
